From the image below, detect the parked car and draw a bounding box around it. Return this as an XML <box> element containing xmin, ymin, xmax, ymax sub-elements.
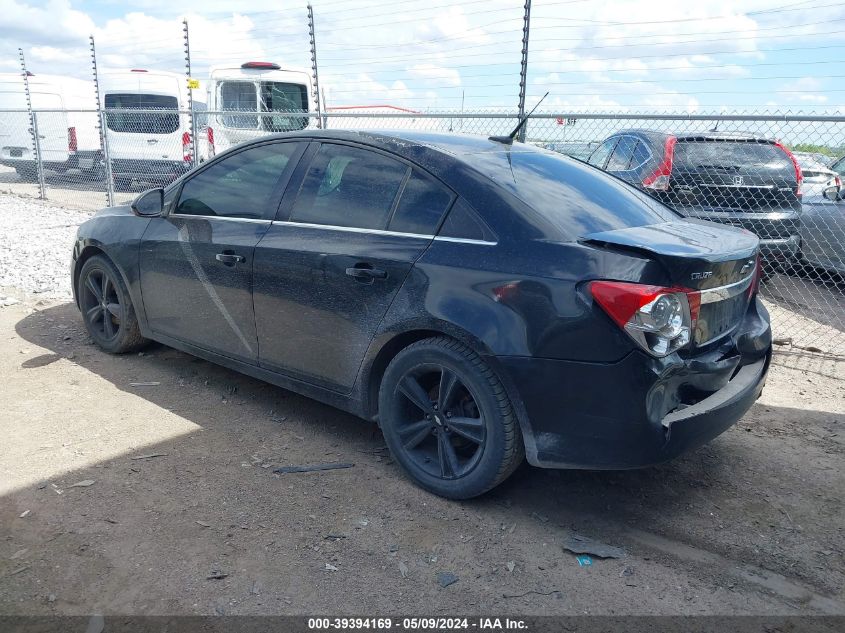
<box><xmin>71</xmin><ymin>131</ymin><xmax>771</xmax><ymax>499</ymax></box>
<box><xmin>205</xmin><ymin>61</ymin><xmax>313</xmax><ymax>157</ymax></box>
<box><xmin>542</xmin><ymin>141</ymin><xmax>597</xmax><ymax>161</ymax></box>
<box><xmin>794</xmin><ymin>152</ymin><xmax>841</xmax><ymax>197</ymax></box>
<box><xmin>0</xmin><ymin>72</ymin><xmax>100</xmax><ymax>180</ymax></box>
<box><xmin>800</xmin><ymin>185</ymin><xmax>845</xmax><ymax>275</ymax></box>
<box><xmin>100</xmin><ymin>69</ymin><xmax>206</xmax><ymax>190</ymax></box>
<box><xmin>587</xmin><ymin>130</ymin><xmax>804</xmax><ymax>264</ymax></box>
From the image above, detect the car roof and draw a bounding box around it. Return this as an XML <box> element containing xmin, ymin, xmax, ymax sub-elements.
<box><xmin>610</xmin><ymin>129</ymin><xmax>777</xmax><ymax>144</ymax></box>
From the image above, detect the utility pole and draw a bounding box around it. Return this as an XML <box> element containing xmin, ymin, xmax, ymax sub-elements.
<box><xmin>90</xmin><ymin>36</ymin><xmax>114</xmax><ymax>206</ymax></box>
<box><xmin>517</xmin><ymin>0</ymin><xmax>532</xmax><ymax>143</ymax></box>
<box><xmin>19</xmin><ymin>49</ymin><xmax>46</xmax><ymax>199</ymax></box>
<box><xmin>307</xmin><ymin>4</ymin><xmax>323</xmax><ymax>129</ymax></box>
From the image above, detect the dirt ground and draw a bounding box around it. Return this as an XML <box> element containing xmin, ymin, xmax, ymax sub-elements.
<box><xmin>1</xmin><ymin>294</ymin><xmax>844</xmax><ymax>616</ymax></box>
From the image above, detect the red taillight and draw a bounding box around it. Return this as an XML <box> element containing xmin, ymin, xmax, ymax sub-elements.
<box><xmin>590</xmin><ymin>280</ymin><xmax>699</xmax><ymax>357</ymax></box>
<box><xmin>774</xmin><ymin>141</ymin><xmax>803</xmax><ymax>198</ymax></box>
<box><xmin>207</xmin><ymin>126</ymin><xmax>215</xmax><ymax>157</ymax></box>
<box><xmin>241</xmin><ymin>61</ymin><xmax>281</xmax><ymax>70</ymax></box>
<box><xmin>67</xmin><ymin>127</ymin><xmax>77</xmax><ymax>153</ymax></box>
<box><xmin>642</xmin><ymin>136</ymin><xmax>676</xmax><ymax>191</ymax></box>
<box><xmin>182</xmin><ymin>131</ymin><xmax>192</xmax><ymax>162</ymax></box>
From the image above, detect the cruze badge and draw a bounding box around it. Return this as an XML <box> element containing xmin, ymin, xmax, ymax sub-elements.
<box><xmin>691</xmin><ymin>271</ymin><xmax>713</xmax><ymax>280</ymax></box>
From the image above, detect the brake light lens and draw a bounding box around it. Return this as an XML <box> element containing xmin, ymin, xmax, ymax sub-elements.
<box><xmin>182</xmin><ymin>131</ymin><xmax>192</xmax><ymax>162</ymax></box>
<box><xmin>67</xmin><ymin>127</ymin><xmax>77</xmax><ymax>152</ymax></box>
<box><xmin>241</xmin><ymin>61</ymin><xmax>281</xmax><ymax>70</ymax></box>
<box><xmin>642</xmin><ymin>136</ymin><xmax>677</xmax><ymax>191</ymax></box>
<box><xmin>207</xmin><ymin>126</ymin><xmax>215</xmax><ymax>157</ymax></box>
<box><xmin>774</xmin><ymin>141</ymin><xmax>803</xmax><ymax>198</ymax></box>
<box><xmin>590</xmin><ymin>280</ymin><xmax>699</xmax><ymax>357</ymax></box>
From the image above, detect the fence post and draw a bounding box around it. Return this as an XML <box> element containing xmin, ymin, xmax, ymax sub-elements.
<box><xmin>517</xmin><ymin>0</ymin><xmax>532</xmax><ymax>142</ymax></box>
<box><xmin>90</xmin><ymin>36</ymin><xmax>114</xmax><ymax>207</ymax></box>
<box><xmin>307</xmin><ymin>4</ymin><xmax>323</xmax><ymax>129</ymax></box>
<box><xmin>183</xmin><ymin>18</ymin><xmax>198</xmax><ymax>167</ymax></box>
<box><xmin>19</xmin><ymin>49</ymin><xmax>46</xmax><ymax>200</ymax></box>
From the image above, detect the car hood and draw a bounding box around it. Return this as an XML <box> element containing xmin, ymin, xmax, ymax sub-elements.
<box><xmin>581</xmin><ymin>219</ymin><xmax>759</xmax><ymax>290</ymax></box>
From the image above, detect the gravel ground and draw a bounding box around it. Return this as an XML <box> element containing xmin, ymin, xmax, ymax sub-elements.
<box><xmin>0</xmin><ymin>195</ymin><xmax>92</xmax><ymax>299</ymax></box>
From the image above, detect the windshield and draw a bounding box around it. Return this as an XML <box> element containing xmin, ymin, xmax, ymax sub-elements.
<box><xmin>464</xmin><ymin>147</ymin><xmax>679</xmax><ymax>240</ymax></box>
<box><xmin>219</xmin><ymin>80</ymin><xmax>308</xmax><ymax>131</ymax></box>
<box><xmin>104</xmin><ymin>93</ymin><xmax>179</xmax><ymax>134</ymax></box>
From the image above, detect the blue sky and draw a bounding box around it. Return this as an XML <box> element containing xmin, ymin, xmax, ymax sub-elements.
<box><xmin>1</xmin><ymin>0</ymin><xmax>843</xmax><ymax>112</ymax></box>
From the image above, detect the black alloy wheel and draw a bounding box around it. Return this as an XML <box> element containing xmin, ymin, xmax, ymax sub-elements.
<box><xmin>379</xmin><ymin>337</ymin><xmax>524</xmax><ymax>499</ymax></box>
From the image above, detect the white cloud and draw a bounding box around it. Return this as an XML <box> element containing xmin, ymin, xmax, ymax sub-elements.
<box><xmin>408</xmin><ymin>64</ymin><xmax>461</xmax><ymax>87</ymax></box>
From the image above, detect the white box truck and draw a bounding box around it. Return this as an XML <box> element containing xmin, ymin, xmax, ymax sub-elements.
<box><xmin>0</xmin><ymin>72</ymin><xmax>100</xmax><ymax>180</ymax></box>
<box><xmin>100</xmin><ymin>69</ymin><xmax>205</xmax><ymax>189</ymax></box>
<box><xmin>205</xmin><ymin>61</ymin><xmax>314</xmax><ymax>156</ymax></box>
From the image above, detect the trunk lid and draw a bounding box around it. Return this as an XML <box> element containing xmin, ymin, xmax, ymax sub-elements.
<box><xmin>582</xmin><ymin>219</ymin><xmax>759</xmax><ymax>346</ymax></box>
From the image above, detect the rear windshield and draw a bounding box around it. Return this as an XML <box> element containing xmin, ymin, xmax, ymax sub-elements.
<box><xmin>219</xmin><ymin>80</ymin><xmax>308</xmax><ymax>132</ymax></box>
<box><xmin>467</xmin><ymin>148</ymin><xmax>679</xmax><ymax>239</ymax></box>
<box><xmin>104</xmin><ymin>93</ymin><xmax>179</xmax><ymax>134</ymax></box>
<box><xmin>674</xmin><ymin>140</ymin><xmax>793</xmax><ymax>175</ymax></box>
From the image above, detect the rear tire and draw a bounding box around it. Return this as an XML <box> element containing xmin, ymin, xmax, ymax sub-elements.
<box><xmin>379</xmin><ymin>337</ymin><xmax>524</xmax><ymax>499</ymax></box>
<box><xmin>77</xmin><ymin>255</ymin><xmax>147</xmax><ymax>354</ymax></box>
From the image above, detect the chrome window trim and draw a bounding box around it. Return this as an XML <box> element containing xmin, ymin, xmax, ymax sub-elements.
<box><xmin>698</xmin><ymin>270</ymin><xmax>755</xmax><ymax>305</ymax></box>
<box><xmin>169</xmin><ymin>213</ymin><xmax>273</xmax><ymax>224</ymax></box>
<box><xmin>271</xmin><ymin>220</ymin><xmax>498</xmax><ymax>245</ymax></box>
<box><xmin>272</xmin><ymin>220</ymin><xmax>433</xmax><ymax>240</ymax></box>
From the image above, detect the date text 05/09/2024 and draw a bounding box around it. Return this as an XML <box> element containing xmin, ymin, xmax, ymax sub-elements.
<box><xmin>307</xmin><ymin>618</ymin><xmax>529</xmax><ymax>630</ymax></box>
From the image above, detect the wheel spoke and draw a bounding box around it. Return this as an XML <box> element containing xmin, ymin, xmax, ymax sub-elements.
<box><xmin>85</xmin><ymin>275</ymin><xmax>103</xmax><ymax>302</ymax></box>
<box><xmin>85</xmin><ymin>304</ymin><xmax>103</xmax><ymax>322</ymax></box>
<box><xmin>399</xmin><ymin>419</ymin><xmax>434</xmax><ymax>450</ymax></box>
<box><xmin>103</xmin><ymin>312</ymin><xmax>115</xmax><ymax>338</ymax></box>
<box><xmin>101</xmin><ymin>274</ymin><xmax>111</xmax><ymax>301</ymax></box>
<box><xmin>398</xmin><ymin>376</ymin><xmax>434</xmax><ymax>414</ymax></box>
<box><xmin>437</xmin><ymin>367</ymin><xmax>461</xmax><ymax>411</ymax></box>
<box><xmin>438</xmin><ymin>433</ymin><xmax>461</xmax><ymax>478</ymax></box>
<box><xmin>105</xmin><ymin>302</ymin><xmax>123</xmax><ymax>322</ymax></box>
<box><xmin>447</xmin><ymin>416</ymin><xmax>484</xmax><ymax>444</ymax></box>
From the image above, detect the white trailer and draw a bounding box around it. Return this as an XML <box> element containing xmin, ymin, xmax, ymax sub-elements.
<box><xmin>99</xmin><ymin>69</ymin><xmax>205</xmax><ymax>189</ymax></box>
<box><xmin>205</xmin><ymin>61</ymin><xmax>314</xmax><ymax>156</ymax></box>
<box><xmin>0</xmin><ymin>73</ymin><xmax>100</xmax><ymax>180</ymax></box>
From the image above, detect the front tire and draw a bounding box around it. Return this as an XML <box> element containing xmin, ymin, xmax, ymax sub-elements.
<box><xmin>379</xmin><ymin>337</ymin><xmax>524</xmax><ymax>499</ymax></box>
<box><xmin>78</xmin><ymin>255</ymin><xmax>147</xmax><ymax>354</ymax></box>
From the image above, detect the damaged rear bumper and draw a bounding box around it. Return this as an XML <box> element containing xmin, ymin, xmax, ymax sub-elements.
<box><xmin>499</xmin><ymin>299</ymin><xmax>772</xmax><ymax>470</ymax></box>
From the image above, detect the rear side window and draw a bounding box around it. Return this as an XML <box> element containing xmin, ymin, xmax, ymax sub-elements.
<box><xmin>388</xmin><ymin>170</ymin><xmax>454</xmax><ymax>234</ymax></box>
<box><xmin>587</xmin><ymin>138</ymin><xmax>617</xmax><ymax>168</ymax></box>
<box><xmin>674</xmin><ymin>141</ymin><xmax>794</xmax><ymax>177</ymax></box>
<box><xmin>630</xmin><ymin>141</ymin><xmax>650</xmax><ymax>169</ymax></box>
<box><xmin>438</xmin><ymin>198</ymin><xmax>496</xmax><ymax>242</ymax></box>
<box><xmin>606</xmin><ymin>136</ymin><xmax>638</xmax><ymax>171</ymax></box>
<box><xmin>175</xmin><ymin>142</ymin><xmax>299</xmax><ymax>219</ymax></box>
<box><xmin>104</xmin><ymin>93</ymin><xmax>179</xmax><ymax>134</ymax></box>
<box><xmin>290</xmin><ymin>144</ymin><xmax>409</xmax><ymax>230</ymax></box>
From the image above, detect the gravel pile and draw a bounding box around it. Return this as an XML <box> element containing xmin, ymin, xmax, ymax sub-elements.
<box><xmin>0</xmin><ymin>193</ymin><xmax>93</xmax><ymax>299</ymax></box>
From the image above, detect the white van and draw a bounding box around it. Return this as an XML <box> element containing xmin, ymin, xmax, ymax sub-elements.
<box><xmin>206</xmin><ymin>62</ymin><xmax>314</xmax><ymax>156</ymax></box>
<box><xmin>100</xmin><ymin>69</ymin><xmax>205</xmax><ymax>189</ymax></box>
<box><xmin>0</xmin><ymin>73</ymin><xmax>100</xmax><ymax>180</ymax></box>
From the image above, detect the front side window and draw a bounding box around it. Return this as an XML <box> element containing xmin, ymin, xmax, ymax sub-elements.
<box><xmin>104</xmin><ymin>93</ymin><xmax>179</xmax><ymax>134</ymax></box>
<box><xmin>290</xmin><ymin>144</ymin><xmax>409</xmax><ymax>230</ymax></box>
<box><xmin>175</xmin><ymin>143</ymin><xmax>299</xmax><ymax>219</ymax></box>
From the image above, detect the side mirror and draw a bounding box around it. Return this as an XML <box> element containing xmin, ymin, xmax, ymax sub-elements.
<box><xmin>822</xmin><ymin>185</ymin><xmax>840</xmax><ymax>202</ymax></box>
<box><xmin>131</xmin><ymin>188</ymin><xmax>164</xmax><ymax>217</ymax></box>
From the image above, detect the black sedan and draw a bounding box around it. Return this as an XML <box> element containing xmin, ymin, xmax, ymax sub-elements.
<box><xmin>72</xmin><ymin>130</ymin><xmax>772</xmax><ymax>499</ymax></box>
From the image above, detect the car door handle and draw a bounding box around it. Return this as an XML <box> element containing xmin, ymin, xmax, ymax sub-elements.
<box><xmin>345</xmin><ymin>265</ymin><xmax>388</xmax><ymax>280</ymax></box>
<box><xmin>216</xmin><ymin>253</ymin><xmax>245</xmax><ymax>265</ymax></box>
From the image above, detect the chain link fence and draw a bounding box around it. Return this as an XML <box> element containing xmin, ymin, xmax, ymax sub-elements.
<box><xmin>0</xmin><ymin>107</ymin><xmax>843</xmax><ymax>357</ymax></box>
